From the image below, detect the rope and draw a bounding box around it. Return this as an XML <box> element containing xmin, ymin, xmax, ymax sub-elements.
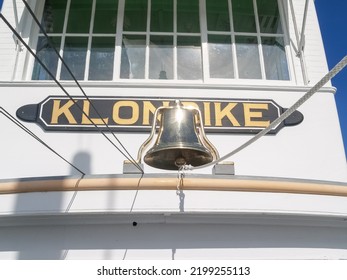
<box><xmin>176</xmin><ymin>166</ymin><xmax>185</xmax><ymax>193</ymax></box>
<box><xmin>191</xmin><ymin>55</ymin><xmax>347</xmax><ymax>170</ymax></box>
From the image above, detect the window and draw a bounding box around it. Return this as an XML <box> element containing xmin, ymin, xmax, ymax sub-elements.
<box><xmin>32</xmin><ymin>0</ymin><xmax>290</xmax><ymax>82</ymax></box>
<box><xmin>33</xmin><ymin>0</ymin><xmax>118</xmax><ymax>81</ymax></box>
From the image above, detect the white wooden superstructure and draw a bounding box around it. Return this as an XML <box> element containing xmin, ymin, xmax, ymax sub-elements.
<box><xmin>0</xmin><ymin>0</ymin><xmax>346</xmax><ymax>259</ymax></box>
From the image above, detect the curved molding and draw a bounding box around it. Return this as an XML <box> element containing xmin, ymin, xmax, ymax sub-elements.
<box><xmin>1</xmin><ymin>175</ymin><xmax>347</xmax><ymax>197</ymax></box>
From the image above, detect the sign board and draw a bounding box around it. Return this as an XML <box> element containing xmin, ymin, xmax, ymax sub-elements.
<box><xmin>16</xmin><ymin>96</ymin><xmax>303</xmax><ymax>134</ymax></box>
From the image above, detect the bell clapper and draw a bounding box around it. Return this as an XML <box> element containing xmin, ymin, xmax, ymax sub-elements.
<box><xmin>175</xmin><ymin>156</ymin><xmax>186</xmax><ymax>168</ymax></box>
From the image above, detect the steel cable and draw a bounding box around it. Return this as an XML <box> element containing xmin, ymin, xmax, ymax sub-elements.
<box><xmin>23</xmin><ymin>1</ymin><xmax>142</xmax><ymax>172</ymax></box>
<box><xmin>0</xmin><ymin>107</ymin><xmax>85</xmax><ymax>175</ymax></box>
<box><xmin>21</xmin><ymin>0</ymin><xmax>142</xmax><ymax>172</ymax></box>
<box><xmin>0</xmin><ymin>12</ymin><xmax>143</xmax><ymax>173</ymax></box>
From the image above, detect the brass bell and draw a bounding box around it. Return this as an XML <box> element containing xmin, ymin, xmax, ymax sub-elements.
<box><xmin>137</xmin><ymin>100</ymin><xmax>219</xmax><ymax>170</ymax></box>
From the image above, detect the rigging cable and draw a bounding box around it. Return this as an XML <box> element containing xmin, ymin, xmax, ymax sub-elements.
<box><xmin>13</xmin><ymin>0</ymin><xmax>144</xmax><ymax>228</ymax></box>
<box><xmin>0</xmin><ymin>107</ymin><xmax>85</xmax><ymax>176</ymax></box>
<box><xmin>20</xmin><ymin>0</ymin><xmax>142</xmax><ymax>173</ymax></box>
<box><xmin>0</xmin><ymin>12</ymin><xmax>143</xmax><ymax>174</ymax></box>
<box><xmin>191</xmin><ymin>55</ymin><xmax>347</xmax><ymax>170</ymax></box>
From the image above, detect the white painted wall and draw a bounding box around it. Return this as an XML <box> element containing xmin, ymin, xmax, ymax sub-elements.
<box><xmin>1</xmin><ymin>84</ymin><xmax>346</xmax><ymax>181</ymax></box>
<box><xmin>1</xmin><ymin>0</ymin><xmax>346</xmax><ymax>261</ymax></box>
<box><xmin>284</xmin><ymin>0</ymin><xmax>331</xmax><ymax>85</ymax></box>
<box><xmin>0</xmin><ymin>190</ymin><xmax>347</xmax><ymax>260</ymax></box>
<box><xmin>1</xmin><ymin>221</ymin><xmax>347</xmax><ymax>260</ymax></box>
<box><xmin>0</xmin><ymin>0</ymin><xmax>31</xmax><ymax>81</ymax></box>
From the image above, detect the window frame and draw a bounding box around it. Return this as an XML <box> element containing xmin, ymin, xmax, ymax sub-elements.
<box><xmin>27</xmin><ymin>0</ymin><xmax>294</xmax><ymax>84</ymax></box>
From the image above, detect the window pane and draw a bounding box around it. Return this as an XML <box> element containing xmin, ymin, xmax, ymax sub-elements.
<box><xmin>149</xmin><ymin>36</ymin><xmax>173</xmax><ymax>79</ymax></box>
<box><xmin>60</xmin><ymin>37</ymin><xmax>88</xmax><ymax>80</ymax></box>
<box><xmin>177</xmin><ymin>0</ymin><xmax>200</xmax><ymax>33</ymax></box>
<box><xmin>123</xmin><ymin>0</ymin><xmax>147</xmax><ymax>32</ymax></box>
<box><xmin>40</xmin><ymin>0</ymin><xmax>67</xmax><ymax>33</ymax></box>
<box><xmin>262</xmin><ymin>37</ymin><xmax>289</xmax><ymax>80</ymax></box>
<box><xmin>151</xmin><ymin>0</ymin><xmax>173</xmax><ymax>32</ymax></box>
<box><xmin>257</xmin><ymin>0</ymin><xmax>283</xmax><ymax>34</ymax></box>
<box><xmin>232</xmin><ymin>0</ymin><xmax>256</xmax><ymax>33</ymax></box>
<box><xmin>93</xmin><ymin>0</ymin><xmax>118</xmax><ymax>33</ymax></box>
<box><xmin>121</xmin><ymin>35</ymin><xmax>146</xmax><ymax>79</ymax></box>
<box><xmin>206</xmin><ymin>0</ymin><xmax>230</xmax><ymax>31</ymax></box>
<box><xmin>89</xmin><ymin>37</ymin><xmax>115</xmax><ymax>80</ymax></box>
<box><xmin>236</xmin><ymin>36</ymin><xmax>261</xmax><ymax>79</ymax></box>
<box><xmin>32</xmin><ymin>37</ymin><xmax>61</xmax><ymax>80</ymax></box>
<box><xmin>177</xmin><ymin>36</ymin><xmax>202</xmax><ymax>80</ymax></box>
<box><xmin>66</xmin><ymin>0</ymin><xmax>93</xmax><ymax>33</ymax></box>
<box><xmin>208</xmin><ymin>35</ymin><xmax>234</xmax><ymax>79</ymax></box>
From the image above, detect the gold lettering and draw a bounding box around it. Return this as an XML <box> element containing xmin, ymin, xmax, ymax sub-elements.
<box><xmin>82</xmin><ymin>100</ymin><xmax>109</xmax><ymax>125</ymax></box>
<box><xmin>143</xmin><ymin>101</ymin><xmax>157</xmax><ymax>125</ymax></box>
<box><xmin>51</xmin><ymin>100</ymin><xmax>77</xmax><ymax>124</ymax></box>
<box><xmin>113</xmin><ymin>101</ymin><xmax>139</xmax><ymax>125</ymax></box>
<box><xmin>243</xmin><ymin>103</ymin><xmax>270</xmax><ymax>127</ymax></box>
<box><xmin>203</xmin><ymin>102</ymin><xmax>211</xmax><ymax>126</ymax></box>
<box><xmin>215</xmin><ymin>103</ymin><xmax>240</xmax><ymax>127</ymax></box>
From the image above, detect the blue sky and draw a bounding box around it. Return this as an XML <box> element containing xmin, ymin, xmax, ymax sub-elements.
<box><xmin>315</xmin><ymin>0</ymin><xmax>347</xmax><ymax>160</ymax></box>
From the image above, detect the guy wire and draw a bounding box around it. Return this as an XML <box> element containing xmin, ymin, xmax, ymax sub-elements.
<box><xmin>21</xmin><ymin>1</ymin><xmax>142</xmax><ymax>172</ymax></box>
<box><xmin>0</xmin><ymin>107</ymin><xmax>85</xmax><ymax>176</ymax></box>
<box><xmin>0</xmin><ymin>12</ymin><xmax>143</xmax><ymax>173</ymax></box>
<box><xmin>21</xmin><ymin>0</ymin><xmax>142</xmax><ymax>172</ymax></box>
